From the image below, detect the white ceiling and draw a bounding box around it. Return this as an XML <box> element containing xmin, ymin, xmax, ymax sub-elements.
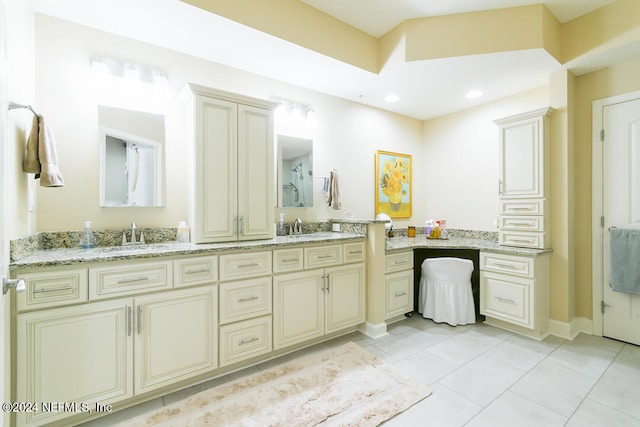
<box><xmin>32</xmin><ymin>0</ymin><xmax>622</xmax><ymax>120</ymax></box>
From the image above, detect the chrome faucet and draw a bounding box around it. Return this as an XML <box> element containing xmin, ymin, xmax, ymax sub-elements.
<box><xmin>292</xmin><ymin>218</ymin><xmax>303</xmax><ymax>235</ymax></box>
<box><xmin>122</xmin><ymin>222</ymin><xmax>145</xmax><ymax>245</ymax></box>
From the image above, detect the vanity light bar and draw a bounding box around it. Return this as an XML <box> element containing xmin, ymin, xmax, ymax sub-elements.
<box><xmin>91</xmin><ymin>57</ymin><xmax>167</xmax><ymax>85</ymax></box>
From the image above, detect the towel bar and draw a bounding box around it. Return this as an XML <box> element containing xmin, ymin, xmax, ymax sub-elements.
<box><xmin>8</xmin><ymin>101</ymin><xmax>39</xmax><ymax>118</ymax></box>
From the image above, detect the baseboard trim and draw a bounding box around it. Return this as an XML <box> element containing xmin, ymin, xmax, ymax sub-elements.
<box><xmin>359</xmin><ymin>322</ymin><xmax>388</xmax><ymax>339</ymax></box>
<box><xmin>548</xmin><ymin>317</ymin><xmax>593</xmax><ymax>340</ymax></box>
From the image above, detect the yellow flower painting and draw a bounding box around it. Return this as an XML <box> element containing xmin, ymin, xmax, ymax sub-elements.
<box><xmin>375</xmin><ymin>150</ymin><xmax>412</xmax><ymax>218</ymax></box>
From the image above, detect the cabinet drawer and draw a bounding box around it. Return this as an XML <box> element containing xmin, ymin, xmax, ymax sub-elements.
<box><xmin>174</xmin><ymin>256</ymin><xmax>217</xmax><ymax>288</ymax></box>
<box><xmin>480</xmin><ymin>252</ymin><xmax>534</xmax><ymax>278</ymax></box>
<box><xmin>385</xmin><ymin>270</ymin><xmax>413</xmax><ymax>319</ymax></box>
<box><xmin>219</xmin><ymin>316</ymin><xmax>272</xmax><ymax>367</ymax></box>
<box><xmin>219</xmin><ymin>277</ymin><xmax>272</xmax><ymax>324</ymax></box>
<box><xmin>500</xmin><ymin>199</ymin><xmax>545</xmax><ymax>215</ymax></box>
<box><xmin>305</xmin><ymin>245</ymin><xmax>342</xmax><ymax>268</ymax></box>
<box><xmin>481</xmin><ymin>272</ymin><xmax>531</xmax><ymax>328</ymax></box>
<box><xmin>273</xmin><ymin>248</ymin><xmax>304</xmax><ymax>273</ymax></box>
<box><xmin>499</xmin><ymin>231</ymin><xmax>545</xmax><ymax>249</ymax></box>
<box><xmin>16</xmin><ymin>268</ymin><xmax>88</xmax><ymax>311</ymax></box>
<box><xmin>90</xmin><ymin>261</ymin><xmax>172</xmax><ymax>300</ymax></box>
<box><xmin>219</xmin><ymin>251</ymin><xmax>272</xmax><ymax>281</ymax></box>
<box><xmin>499</xmin><ymin>216</ymin><xmax>544</xmax><ymax>232</ymax></box>
<box><xmin>343</xmin><ymin>242</ymin><xmax>365</xmax><ymax>263</ymax></box>
<box><xmin>385</xmin><ymin>251</ymin><xmax>413</xmax><ymax>273</ymax></box>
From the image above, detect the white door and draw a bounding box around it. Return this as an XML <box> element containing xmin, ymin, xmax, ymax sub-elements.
<box><xmin>601</xmin><ymin>96</ymin><xmax>640</xmax><ymax>345</ymax></box>
<box><xmin>1</xmin><ymin>2</ymin><xmax>10</xmax><ymax>425</ymax></box>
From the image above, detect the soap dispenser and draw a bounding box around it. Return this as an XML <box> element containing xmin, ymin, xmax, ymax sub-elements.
<box><xmin>278</xmin><ymin>213</ymin><xmax>286</xmax><ymax>236</ymax></box>
<box><xmin>80</xmin><ymin>221</ymin><xmax>96</xmax><ymax>249</ymax></box>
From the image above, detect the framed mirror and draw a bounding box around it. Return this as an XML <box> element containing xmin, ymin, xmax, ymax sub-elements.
<box><xmin>277</xmin><ymin>136</ymin><xmax>313</xmax><ymax>208</ymax></box>
<box><xmin>98</xmin><ymin>105</ymin><xmax>165</xmax><ymax>207</ymax></box>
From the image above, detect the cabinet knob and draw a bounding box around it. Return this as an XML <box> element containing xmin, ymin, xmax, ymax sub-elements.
<box><xmin>3</xmin><ymin>276</ymin><xmax>26</xmax><ymax>295</ymax></box>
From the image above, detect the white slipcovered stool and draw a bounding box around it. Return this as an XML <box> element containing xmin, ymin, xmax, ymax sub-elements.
<box><xmin>418</xmin><ymin>257</ymin><xmax>476</xmax><ymax>326</ymax></box>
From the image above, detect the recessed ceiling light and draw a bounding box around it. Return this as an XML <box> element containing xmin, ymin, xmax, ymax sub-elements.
<box><xmin>384</xmin><ymin>94</ymin><xmax>400</xmax><ymax>103</ymax></box>
<box><xmin>465</xmin><ymin>90</ymin><xmax>483</xmax><ymax>99</ymax></box>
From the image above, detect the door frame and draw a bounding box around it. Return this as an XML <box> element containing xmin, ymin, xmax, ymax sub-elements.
<box><xmin>591</xmin><ymin>89</ymin><xmax>640</xmax><ymax>337</ymax></box>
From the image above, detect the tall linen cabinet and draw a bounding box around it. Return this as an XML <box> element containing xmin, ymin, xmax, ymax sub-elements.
<box><xmin>185</xmin><ymin>84</ymin><xmax>277</xmax><ymax>243</ymax></box>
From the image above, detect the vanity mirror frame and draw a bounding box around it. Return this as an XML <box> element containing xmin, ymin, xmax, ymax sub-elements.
<box><xmin>277</xmin><ymin>135</ymin><xmax>313</xmax><ymax>208</ymax></box>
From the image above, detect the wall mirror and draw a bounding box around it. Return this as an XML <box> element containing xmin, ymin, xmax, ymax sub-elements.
<box><xmin>277</xmin><ymin>135</ymin><xmax>313</xmax><ymax>207</ymax></box>
<box><xmin>98</xmin><ymin>105</ymin><xmax>165</xmax><ymax>207</ymax></box>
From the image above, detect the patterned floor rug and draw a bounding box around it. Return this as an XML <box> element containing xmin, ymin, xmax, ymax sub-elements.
<box><xmin>125</xmin><ymin>342</ymin><xmax>432</xmax><ymax>426</ymax></box>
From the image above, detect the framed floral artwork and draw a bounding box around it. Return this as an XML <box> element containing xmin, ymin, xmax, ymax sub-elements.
<box><xmin>375</xmin><ymin>150</ymin><xmax>412</xmax><ymax>218</ymax></box>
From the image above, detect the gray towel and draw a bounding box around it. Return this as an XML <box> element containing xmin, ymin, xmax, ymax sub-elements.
<box><xmin>609</xmin><ymin>227</ymin><xmax>640</xmax><ymax>295</ymax></box>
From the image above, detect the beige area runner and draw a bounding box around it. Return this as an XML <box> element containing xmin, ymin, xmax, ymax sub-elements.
<box><xmin>126</xmin><ymin>342</ymin><xmax>432</xmax><ymax>426</ymax></box>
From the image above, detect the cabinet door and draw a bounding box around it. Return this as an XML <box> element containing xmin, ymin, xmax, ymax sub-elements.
<box><xmin>134</xmin><ymin>286</ymin><xmax>218</xmax><ymax>394</ymax></box>
<box><xmin>194</xmin><ymin>95</ymin><xmax>238</xmax><ymax>242</ymax></box>
<box><xmin>273</xmin><ymin>271</ymin><xmax>324</xmax><ymax>349</ymax></box>
<box><xmin>498</xmin><ymin>115</ymin><xmax>544</xmax><ymax>199</ymax></box>
<box><xmin>237</xmin><ymin>104</ymin><xmax>274</xmax><ymax>240</ymax></box>
<box><xmin>385</xmin><ymin>269</ymin><xmax>414</xmax><ymax>319</ymax></box>
<box><xmin>17</xmin><ymin>300</ymin><xmax>133</xmax><ymax>426</ymax></box>
<box><xmin>325</xmin><ymin>264</ymin><xmax>365</xmax><ymax>333</ymax></box>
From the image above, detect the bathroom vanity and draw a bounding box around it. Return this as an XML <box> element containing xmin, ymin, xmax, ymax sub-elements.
<box><xmin>9</xmin><ymin>234</ymin><xmax>365</xmax><ymax>427</ymax></box>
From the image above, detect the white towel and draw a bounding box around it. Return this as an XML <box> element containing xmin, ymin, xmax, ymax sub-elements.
<box><xmin>326</xmin><ymin>169</ymin><xmax>341</xmax><ymax>210</ymax></box>
<box><xmin>22</xmin><ymin>115</ymin><xmax>64</xmax><ymax>187</ymax></box>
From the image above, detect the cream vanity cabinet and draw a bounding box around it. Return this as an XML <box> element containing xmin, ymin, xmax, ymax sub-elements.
<box><xmin>384</xmin><ymin>250</ymin><xmax>414</xmax><ymax>320</ymax></box>
<box><xmin>14</xmin><ymin>257</ymin><xmax>218</xmax><ymax>427</ymax></box>
<box><xmin>496</xmin><ymin>107</ymin><xmax>553</xmax><ymax>249</ymax></box>
<box><xmin>480</xmin><ymin>251</ymin><xmax>549</xmax><ymax>339</ymax></box>
<box><xmin>273</xmin><ymin>242</ymin><xmax>365</xmax><ymax>350</ymax></box>
<box><xmin>186</xmin><ymin>83</ymin><xmax>276</xmax><ymax>243</ymax></box>
<box><xmin>218</xmin><ymin>251</ymin><xmax>273</xmax><ymax>367</ymax></box>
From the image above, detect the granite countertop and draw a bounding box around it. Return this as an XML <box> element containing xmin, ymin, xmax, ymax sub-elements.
<box><xmin>385</xmin><ymin>235</ymin><xmax>551</xmax><ymax>256</ymax></box>
<box><xmin>10</xmin><ymin>232</ymin><xmax>365</xmax><ymax>270</ymax></box>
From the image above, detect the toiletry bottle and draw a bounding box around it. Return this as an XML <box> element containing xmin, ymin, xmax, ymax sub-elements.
<box><xmin>177</xmin><ymin>221</ymin><xmax>190</xmax><ymax>243</ymax></box>
<box><xmin>278</xmin><ymin>213</ymin><xmax>286</xmax><ymax>236</ymax></box>
<box><xmin>80</xmin><ymin>221</ymin><xmax>96</xmax><ymax>249</ymax></box>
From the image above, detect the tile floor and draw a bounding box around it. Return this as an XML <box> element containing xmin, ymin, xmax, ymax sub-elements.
<box><xmin>83</xmin><ymin>316</ymin><xmax>640</xmax><ymax>426</ymax></box>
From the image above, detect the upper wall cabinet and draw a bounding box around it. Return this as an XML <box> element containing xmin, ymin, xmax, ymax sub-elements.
<box><xmin>495</xmin><ymin>107</ymin><xmax>553</xmax><ymax>249</ymax></box>
<box><xmin>186</xmin><ymin>84</ymin><xmax>277</xmax><ymax>243</ymax></box>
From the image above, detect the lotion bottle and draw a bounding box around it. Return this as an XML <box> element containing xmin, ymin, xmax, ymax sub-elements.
<box><xmin>278</xmin><ymin>213</ymin><xmax>286</xmax><ymax>236</ymax></box>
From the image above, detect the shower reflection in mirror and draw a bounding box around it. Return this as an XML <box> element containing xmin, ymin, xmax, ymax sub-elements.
<box><xmin>98</xmin><ymin>105</ymin><xmax>165</xmax><ymax>207</ymax></box>
<box><xmin>277</xmin><ymin>136</ymin><xmax>313</xmax><ymax>208</ymax></box>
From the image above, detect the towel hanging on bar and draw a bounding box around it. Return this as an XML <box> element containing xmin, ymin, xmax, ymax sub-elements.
<box><xmin>22</xmin><ymin>114</ymin><xmax>65</xmax><ymax>187</ymax></box>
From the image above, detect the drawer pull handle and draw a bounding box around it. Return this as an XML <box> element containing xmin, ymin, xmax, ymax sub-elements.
<box><xmin>239</xmin><ymin>337</ymin><xmax>259</xmax><ymax>346</ymax></box>
<box><xmin>495</xmin><ymin>296</ymin><xmax>516</xmax><ymax>304</ymax></box>
<box><xmin>185</xmin><ymin>268</ymin><xmax>209</xmax><ymax>274</ymax></box>
<box><xmin>509</xmin><ymin>238</ymin><xmax>533</xmax><ymax>243</ymax></box>
<box><xmin>494</xmin><ymin>262</ymin><xmax>517</xmax><ymax>269</ymax></box>
<box><xmin>394</xmin><ymin>291</ymin><xmax>408</xmax><ymax>297</ymax></box>
<box><xmin>238</xmin><ymin>263</ymin><xmax>259</xmax><ymax>268</ymax></box>
<box><xmin>510</xmin><ymin>221</ymin><xmax>535</xmax><ymax>227</ymax></box>
<box><xmin>117</xmin><ymin>276</ymin><xmax>150</xmax><ymax>284</ymax></box>
<box><xmin>32</xmin><ymin>285</ymin><xmax>72</xmax><ymax>294</ymax></box>
<box><xmin>394</xmin><ymin>260</ymin><xmax>408</xmax><ymax>265</ymax></box>
<box><xmin>282</xmin><ymin>258</ymin><xmax>299</xmax><ymax>263</ymax></box>
<box><xmin>349</xmin><ymin>250</ymin><xmax>363</xmax><ymax>254</ymax></box>
<box><xmin>510</xmin><ymin>207</ymin><xmax>533</xmax><ymax>211</ymax></box>
<box><xmin>317</xmin><ymin>254</ymin><xmax>334</xmax><ymax>259</ymax></box>
<box><xmin>238</xmin><ymin>296</ymin><xmax>259</xmax><ymax>303</ymax></box>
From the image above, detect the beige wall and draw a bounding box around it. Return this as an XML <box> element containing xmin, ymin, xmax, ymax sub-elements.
<box><xmin>31</xmin><ymin>15</ymin><xmax>425</xmax><ymax>234</ymax></box>
<box><xmin>422</xmin><ymin>86</ymin><xmax>550</xmax><ymax>231</ymax></box>
<box><xmin>574</xmin><ymin>56</ymin><xmax>640</xmax><ymax>319</ymax></box>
